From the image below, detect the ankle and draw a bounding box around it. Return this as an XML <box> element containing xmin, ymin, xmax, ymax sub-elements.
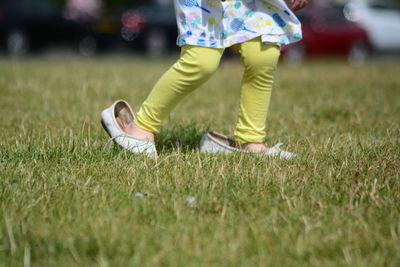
<box><xmin>123</xmin><ymin>122</ymin><xmax>155</xmax><ymax>142</ymax></box>
<box><xmin>242</xmin><ymin>142</ymin><xmax>268</xmax><ymax>153</ymax></box>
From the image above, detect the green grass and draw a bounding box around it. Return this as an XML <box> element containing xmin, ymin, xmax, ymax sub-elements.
<box><xmin>0</xmin><ymin>56</ymin><xmax>399</xmax><ymax>266</ymax></box>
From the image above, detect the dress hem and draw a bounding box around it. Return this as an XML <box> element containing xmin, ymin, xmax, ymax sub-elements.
<box><xmin>176</xmin><ymin>32</ymin><xmax>302</xmax><ymax>49</ymax></box>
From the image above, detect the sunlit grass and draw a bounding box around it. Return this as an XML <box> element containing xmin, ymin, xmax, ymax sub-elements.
<box><xmin>0</xmin><ymin>56</ymin><xmax>399</xmax><ymax>266</ymax></box>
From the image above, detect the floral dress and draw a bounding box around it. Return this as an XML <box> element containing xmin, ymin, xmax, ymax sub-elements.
<box><xmin>174</xmin><ymin>0</ymin><xmax>302</xmax><ymax>48</ymax></box>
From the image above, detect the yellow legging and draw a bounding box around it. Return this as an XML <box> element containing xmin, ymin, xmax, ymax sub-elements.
<box><xmin>135</xmin><ymin>37</ymin><xmax>280</xmax><ymax>144</ymax></box>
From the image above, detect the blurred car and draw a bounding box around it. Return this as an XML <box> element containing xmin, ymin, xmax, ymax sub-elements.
<box><xmin>0</xmin><ymin>0</ymin><xmax>97</xmax><ymax>55</ymax></box>
<box><xmin>282</xmin><ymin>4</ymin><xmax>370</xmax><ymax>65</ymax></box>
<box><xmin>120</xmin><ymin>0</ymin><xmax>177</xmax><ymax>56</ymax></box>
<box><xmin>344</xmin><ymin>0</ymin><xmax>400</xmax><ymax>53</ymax></box>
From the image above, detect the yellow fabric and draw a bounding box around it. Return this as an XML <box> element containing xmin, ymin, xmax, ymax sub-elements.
<box><xmin>135</xmin><ymin>37</ymin><xmax>280</xmax><ymax>144</ymax></box>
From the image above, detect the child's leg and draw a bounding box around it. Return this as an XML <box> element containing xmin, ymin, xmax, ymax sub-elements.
<box><xmin>134</xmin><ymin>45</ymin><xmax>224</xmax><ymax>134</ymax></box>
<box><xmin>234</xmin><ymin>37</ymin><xmax>281</xmax><ymax>145</ymax></box>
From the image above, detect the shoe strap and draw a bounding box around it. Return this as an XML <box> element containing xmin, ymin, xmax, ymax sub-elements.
<box><xmin>272</xmin><ymin>143</ymin><xmax>284</xmax><ymax>149</ymax></box>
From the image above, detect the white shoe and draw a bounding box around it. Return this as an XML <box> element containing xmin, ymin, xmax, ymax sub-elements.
<box><xmin>101</xmin><ymin>100</ymin><xmax>158</xmax><ymax>158</ymax></box>
<box><xmin>199</xmin><ymin>131</ymin><xmax>296</xmax><ymax>159</ymax></box>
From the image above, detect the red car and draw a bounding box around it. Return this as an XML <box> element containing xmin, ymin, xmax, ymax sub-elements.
<box><xmin>282</xmin><ymin>4</ymin><xmax>370</xmax><ymax>65</ymax></box>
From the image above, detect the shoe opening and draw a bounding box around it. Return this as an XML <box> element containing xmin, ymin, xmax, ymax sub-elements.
<box><xmin>115</xmin><ymin>101</ymin><xmax>134</xmax><ymax>129</ymax></box>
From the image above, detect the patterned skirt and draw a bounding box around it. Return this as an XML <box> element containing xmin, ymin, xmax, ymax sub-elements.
<box><xmin>174</xmin><ymin>0</ymin><xmax>303</xmax><ymax>48</ymax></box>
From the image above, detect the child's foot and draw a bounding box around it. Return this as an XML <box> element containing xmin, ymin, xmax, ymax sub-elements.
<box><xmin>199</xmin><ymin>131</ymin><xmax>296</xmax><ymax>159</ymax></box>
<box><xmin>242</xmin><ymin>142</ymin><xmax>269</xmax><ymax>153</ymax></box>
<box><xmin>116</xmin><ymin>117</ymin><xmax>155</xmax><ymax>142</ymax></box>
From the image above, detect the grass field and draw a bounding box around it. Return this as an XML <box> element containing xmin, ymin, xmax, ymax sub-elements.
<box><xmin>0</xmin><ymin>56</ymin><xmax>399</xmax><ymax>266</ymax></box>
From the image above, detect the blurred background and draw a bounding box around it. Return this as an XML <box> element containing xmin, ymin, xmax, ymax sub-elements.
<box><xmin>0</xmin><ymin>0</ymin><xmax>399</xmax><ymax>64</ymax></box>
